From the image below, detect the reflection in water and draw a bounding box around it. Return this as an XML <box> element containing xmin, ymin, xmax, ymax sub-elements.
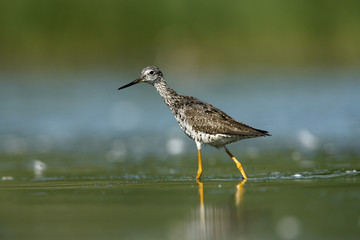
<box><xmin>191</xmin><ymin>180</ymin><xmax>247</xmax><ymax>240</ymax></box>
<box><xmin>197</xmin><ymin>180</ymin><xmax>206</xmax><ymax>237</ymax></box>
<box><xmin>234</xmin><ymin>180</ymin><xmax>246</xmax><ymax>206</ymax></box>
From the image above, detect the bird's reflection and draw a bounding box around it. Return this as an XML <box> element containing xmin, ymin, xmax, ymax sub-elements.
<box><xmin>194</xmin><ymin>180</ymin><xmax>247</xmax><ymax>240</ymax></box>
<box><xmin>176</xmin><ymin>180</ymin><xmax>273</xmax><ymax>240</ymax></box>
<box><xmin>234</xmin><ymin>180</ymin><xmax>246</xmax><ymax>206</ymax></box>
<box><xmin>196</xmin><ymin>180</ymin><xmax>206</xmax><ymax>236</ymax></box>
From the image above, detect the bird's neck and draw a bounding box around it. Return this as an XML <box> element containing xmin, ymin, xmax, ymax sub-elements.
<box><xmin>153</xmin><ymin>79</ymin><xmax>180</xmax><ymax>111</ymax></box>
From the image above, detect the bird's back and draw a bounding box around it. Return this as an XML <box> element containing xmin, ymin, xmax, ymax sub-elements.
<box><xmin>171</xmin><ymin>95</ymin><xmax>269</xmax><ymax>146</ymax></box>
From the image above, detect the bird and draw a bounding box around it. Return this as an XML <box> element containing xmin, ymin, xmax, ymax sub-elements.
<box><xmin>118</xmin><ymin>66</ymin><xmax>270</xmax><ymax>180</ymax></box>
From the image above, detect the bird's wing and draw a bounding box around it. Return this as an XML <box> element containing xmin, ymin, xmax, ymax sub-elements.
<box><xmin>182</xmin><ymin>96</ymin><xmax>269</xmax><ymax>137</ymax></box>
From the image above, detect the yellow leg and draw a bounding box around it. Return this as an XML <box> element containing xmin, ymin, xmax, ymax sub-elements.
<box><xmin>196</xmin><ymin>149</ymin><xmax>203</xmax><ymax>180</ymax></box>
<box><xmin>225</xmin><ymin>147</ymin><xmax>247</xmax><ymax>180</ymax></box>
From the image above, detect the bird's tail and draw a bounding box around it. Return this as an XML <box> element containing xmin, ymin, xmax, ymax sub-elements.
<box><xmin>254</xmin><ymin>128</ymin><xmax>271</xmax><ymax>136</ymax></box>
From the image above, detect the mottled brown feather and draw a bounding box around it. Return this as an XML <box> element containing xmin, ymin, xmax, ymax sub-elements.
<box><xmin>180</xmin><ymin>96</ymin><xmax>270</xmax><ymax>137</ymax></box>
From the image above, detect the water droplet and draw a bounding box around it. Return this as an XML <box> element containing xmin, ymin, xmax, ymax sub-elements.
<box><xmin>166</xmin><ymin>138</ymin><xmax>185</xmax><ymax>155</ymax></box>
<box><xmin>1</xmin><ymin>176</ymin><xmax>14</xmax><ymax>181</ymax></box>
<box><xmin>33</xmin><ymin>159</ymin><xmax>47</xmax><ymax>179</ymax></box>
<box><xmin>298</xmin><ymin>129</ymin><xmax>318</xmax><ymax>150</ymax></box>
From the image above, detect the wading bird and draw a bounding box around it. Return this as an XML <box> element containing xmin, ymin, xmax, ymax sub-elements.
<box><xmin>118</xmin><ymin>66</ymin><xmax>270</xmax><ymax>180</ymax></box>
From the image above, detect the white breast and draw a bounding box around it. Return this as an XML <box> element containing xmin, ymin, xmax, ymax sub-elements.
<box><xmin>174</xmin><ymin>109</ymin><xmax>238</xmax><ymax>148</ymax></box>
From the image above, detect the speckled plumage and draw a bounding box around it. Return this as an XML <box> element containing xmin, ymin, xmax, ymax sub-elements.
<box><xmin>118</xmin><ymin>66</ymin><xmax>271</xmax><ymax>180</ymax></box>
<box><xmin>146</xmin><ymin>66</ymin><xmax>269</xmax><ymax>148</ymax></box>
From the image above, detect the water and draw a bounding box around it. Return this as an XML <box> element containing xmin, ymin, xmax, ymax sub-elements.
<box><xmin>1</xmin><ymin>150</ymin><xmax>360</xmax><ymax>240</ymax></box>
<box><xmin>1</xmin><ymin>166</ymin><xmax>359</xmax><ymax>240</ymax></box>
<box><xmin>1</xmin><ymin>69</ymin><xmax>360</xmax><ymax>239</ymax></box>
<box><xmin>1</xmin><ymin>70</ymin><xmax>360</xmax><ymax>155</ymax></box>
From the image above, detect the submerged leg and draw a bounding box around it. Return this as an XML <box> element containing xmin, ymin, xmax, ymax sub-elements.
<box><xmin>196</xmin><ymin>149</ymin><xmax>203</xmax><ymax>180</ymax></box>
<box><xmin>224</xmin><ymin>147</ymin><xmax>247</xmax><ymax>180</ymax></box>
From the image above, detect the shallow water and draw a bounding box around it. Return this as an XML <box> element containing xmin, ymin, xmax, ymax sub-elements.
<box><xmin>1</xmin><ymin>155</ymin><xmax>359</xmax><ymax>240</ymax></box>
<box><xmin>1</xmin><ymin>70</ymin><xmax>360</xmax><ymax>239</ymax></box>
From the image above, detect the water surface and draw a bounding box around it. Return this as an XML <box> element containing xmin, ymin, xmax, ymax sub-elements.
<box><xmin>1</xmin><ymin>70</ymin><xmax>359</xmax><ymax>239</ymax></box>
<box><xmin>1</xmin><ymin>156</ymin><xmax>359</xmax><ymax>240</ymax></box>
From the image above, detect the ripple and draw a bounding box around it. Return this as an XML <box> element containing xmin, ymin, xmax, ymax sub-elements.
<box><xmin>12</xmin><ymin>168</ymin><xmax>360</xmax><ymax>184</ymax></box>
<box><xmin>250</xmin><ymin>169</ymin><xmax>360</xmax><ymax>181</ymax></box>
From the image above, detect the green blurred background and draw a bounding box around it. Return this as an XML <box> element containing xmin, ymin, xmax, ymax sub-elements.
<box><xmin>1</xmin><ymin>0</ymin><xmax>359</xmax><ymax>72</ymax></box>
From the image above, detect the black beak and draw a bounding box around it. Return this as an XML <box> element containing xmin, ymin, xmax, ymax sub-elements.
<box><xmin>118</xmin><ymin>78</ymin><xmax>142</xmax><ymax>90</ymax></box>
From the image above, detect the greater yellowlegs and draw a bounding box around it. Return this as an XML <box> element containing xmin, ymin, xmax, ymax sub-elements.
<box><xmin>118</xmin><ymin>66</ymin><xmax>270</xmax><ymax>180</ymax></box>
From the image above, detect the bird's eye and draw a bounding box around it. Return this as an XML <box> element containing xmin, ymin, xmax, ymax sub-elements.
<box><xmin>149</xmin><ymin>71</ymin><xmax>154</xmax><ymax>75</ymax></box>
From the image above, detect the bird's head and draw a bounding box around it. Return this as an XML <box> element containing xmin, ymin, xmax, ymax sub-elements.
<box><xmin>118</xmin><ymin>66</ymin><xmax>163</xmax><ymax>90</ymax></box>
